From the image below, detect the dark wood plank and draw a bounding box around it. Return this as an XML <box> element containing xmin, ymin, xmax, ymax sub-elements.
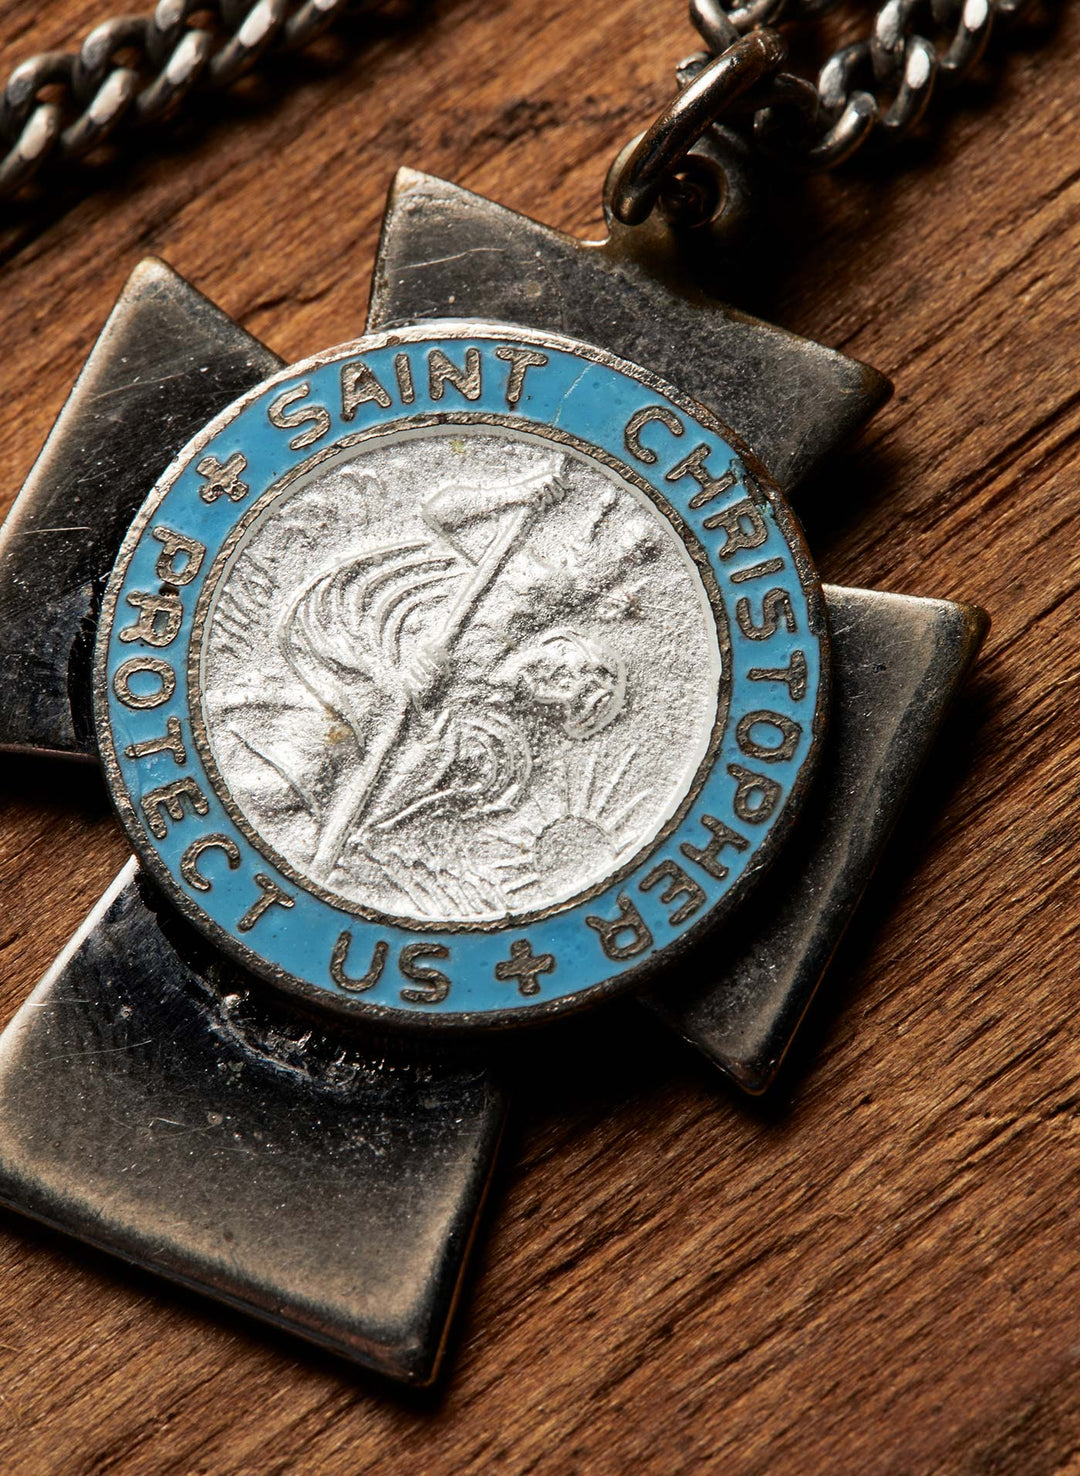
<box><xmin>0</xmin><ymin>2</ymin><xmax>1078</xmax><ymax>1470</ymax></box>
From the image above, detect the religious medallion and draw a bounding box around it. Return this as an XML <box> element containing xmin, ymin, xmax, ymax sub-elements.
<box><xmin>0</xmin><ymin>156</ymin><xmax>987</xmax><ymax>1383</ymax></box>
<box><xmin>97</xmin><ymin>324</ymin><xmax>825</xmax><ymax>1024</ymax></box>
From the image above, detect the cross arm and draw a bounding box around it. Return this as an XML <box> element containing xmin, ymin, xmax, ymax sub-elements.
<box><xmin>0</xmin><ymin>259</ymin><xmax>282</xmax><ymax>760</ymax></box>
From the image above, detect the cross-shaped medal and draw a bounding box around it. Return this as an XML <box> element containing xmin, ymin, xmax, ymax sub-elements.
<box><xmin>0</xmin><ymin>166</ymin><xmax>986</xmax><ymax>1386</ymax></box>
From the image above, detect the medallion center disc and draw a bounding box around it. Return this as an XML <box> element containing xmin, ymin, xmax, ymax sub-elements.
<box><xmin>94</xmin><ymin>323</ymin><xmax>828</xmax><ymax>1028</ymax></box>
<box><xmin>196</xmin><ymin>420</ymin><xmax>724</xmax><ymax>927</ymax></box>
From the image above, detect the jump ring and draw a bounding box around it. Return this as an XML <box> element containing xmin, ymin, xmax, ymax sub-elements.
<box><xmin>610</xmin><ymin>30</ymin><xmax>786</xmax><ymax>226</ymax></box>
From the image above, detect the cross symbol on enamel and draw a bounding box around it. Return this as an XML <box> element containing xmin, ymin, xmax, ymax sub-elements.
<box><xmin>495</xmin><ymin>939</ymin><xmax>556</xmax><ymax>996</ymax></box>
<box><xmin>196</xmin><ymin>450</ymin><xmax>249</xmax><ymax>504</ymax></box>
<box><xmin>0</xmin><ymin>165</ymin><xmax>987</xmax><ymax>1389</ymax></box>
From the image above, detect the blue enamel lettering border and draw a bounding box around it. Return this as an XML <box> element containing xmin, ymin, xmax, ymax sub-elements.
<box><xmin>96</xmin><ymin>323</ymin><xmax>825</xmax><ymax>1025</ymax></box>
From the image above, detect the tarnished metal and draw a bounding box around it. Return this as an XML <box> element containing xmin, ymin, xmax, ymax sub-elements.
<box><xmin>610</xmin><ymin>31</ymin><xmax>786</xmax><ymax>227</ymax></box>
<box><xmin>369</xmin><ymin>168</ymin><xmax>891</xmax><ymax>493</ymax></box>
<box><xmin>606</xmin><ymin>125</ymin><xmax>757</xmax><ymax>252</ymax></box>
<box><xmin>648</xmin><ymin>585</ymin><xmax>989</xmax><ymax>1091</ymax></box>
<box><xmin>728</xmin><ymin>0</ymin><xmax>1032</xmax><ymax>164</ymax></box>
<box><xmin>611</xmin><ymin>0</ymin><xmax>1039</xmax><ymax>207</ymax></box>
<box><xmin>1</xmin><ymin>0</ymin><xmax>1043</xmax><ymax>212</ymax></box>
<box><xmin>0</xmin><ymin>861</ymin><xmax>505</xmax><ymax>1385</ymax></box>
<box><xmin>692</xmin><ymin>0</ymin><xmax>844</xmax><ymax>44</ymax></box>
<box><xmin>0</xmin><ymin>258</ymin><xmax>281</xmax><ymax>760</ymax></box>
<box><xmin>0</xmin><ymin>581</ymin><xmax>984</xmax><ymax>1377</ymax></box>
<box><xmin>0</xmin><ymin>0</ymin><xmax>365</xmax><ymax>199</ymax></box>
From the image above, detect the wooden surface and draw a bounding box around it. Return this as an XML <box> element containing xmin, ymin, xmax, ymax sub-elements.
<box><xmin>0</xmin><ymin>1</ymin><xmax>1078</xmax><ymax>1470</ymax></box>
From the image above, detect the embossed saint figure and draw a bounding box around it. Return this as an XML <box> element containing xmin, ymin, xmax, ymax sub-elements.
<box><xmin>278</xmin><ymin>455</ymin><xmax>648</xmax><ymax>892</ymax></box>
<box><xmin>202</xmin><ymin>428</ymin><xmax>722</xmax><ymax>924</ymax></box>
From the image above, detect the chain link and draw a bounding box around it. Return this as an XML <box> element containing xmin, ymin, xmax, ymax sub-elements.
<box><xmin>612</xmin><ymin>0</ymin><xmax>1042</xmax><ymax>224</ymax></box>
<box><xmin>1</xmin><ymin>0</ymin><xmax>1047</xmax><ymax>210</ymax></box>
<box><xmin>0</xmin><ymin>0</ymin><xmax>367</xmax><ymax>200</ymax></box>
<box><xmin>692</xmin><ymin>0</ymin><xmax>1036</xmax><ymax>169</ymax></box>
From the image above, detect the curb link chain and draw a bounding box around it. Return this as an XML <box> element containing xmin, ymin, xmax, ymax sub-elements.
<box><xmin>613</xmin><ymin>0</ymin><xmax>1040</xmax><ymax>225</ymax></box>
<box><xmin>0</xmin><ymin>0</ymin><xmax>363</xmax><ymax>201</ymax></box>
<box><xmin>0</xmin><ymin>0</ymin><xmax>1047</xmax><ymax>210</ymax></box>
<box><xmin>695</xmin><ymin>0</ymin><xmax>1036</xmax><ymax>166</ymax></box>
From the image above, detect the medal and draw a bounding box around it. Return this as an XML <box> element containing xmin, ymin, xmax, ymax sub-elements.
<box><xmin>0</xmin><ymin>0</ymin><xmax>1019</xmax><ymax>1388</ymax></box>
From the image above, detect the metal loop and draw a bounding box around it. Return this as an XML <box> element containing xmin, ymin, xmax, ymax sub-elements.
<box><xmin>724</xmin><ymin>0</ymin><xmax>791</xmax><ymax>32</ymax></box>
<box><xmin>60</xmin><ymin>67</ymin><xmax>139</xmax><ymax>160</ymax></box>
<box><xmin>939</xmin><ymin>0</ymin><xmax>995</xmax><ymax>78</ymax></box>
<box><xmin>818</xmin><ymin>41</ymin><xmax>875</xmax><ymax>117</ymax></box>
<box><xmin>209</xmin><ymin>0</ymin><xmax>289</xmax><ymax>87</ymax></box>
<box><xmin>611</xmin><ymin>29</ymin><xmax>787</xmax><ymax>225</ymax></box>
<box><xmin>145</xmin><ymin>1</ymin><xmax>197</xmax><ymax>65</ymax></box>
<box><xmin>283</xmin><ymin>0</ymin><xmax>352</xmax><ymax>51</ymax></box>
<box><xmin>637</xmin><ymin>0</ymin><xmax>1041</xmax><ymax>192</ymax></box>
<box><xmin>73</xmin><ymin>20</ymin><xmax>153</xmax><ymax>104</ymax></box>
<box><xmin>872</xmin><ymin>0</ymin><xmax>925</xmax><ymax>81</ymax></box>
<box><xmin>757</xmin><ymin>88</ymin><xmax>876</xmax><ymax>166</ymax></box>
<box><xmin>2</xmin><ymin>54</ymin><xmax>78</xmax><ymax>137</ymax></box>
<box><xmin>752</xmin><ymin>70</ymin><xmax>820</xmax><ymax>123</ymax></box>
<box><xmin>880</xmin><ymin>34</ymin><xmax>937</xmax><ymax>135</ymax></box>
<box><xmin>690</xmin><ymin>0</ymin><xmax>741</xmax><ymax>52</ymax></box>
<box><xmin>0</xmin><ymin>104</ymin><xmax>63</xmax><ymax>193</ymax></box>
<box><xmin>134</xmin><ymin>31</ymin><xmax>213</xmax><ymax>122</ymax></box>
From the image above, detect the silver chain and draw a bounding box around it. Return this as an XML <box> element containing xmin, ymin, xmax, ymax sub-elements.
<box><xmin>612</xmin><ymin>0</ymin><xmax>1043</xmax><ymax>225</ymax></box>
<box><xmin>691</xmin><ymin>0</ymin><xmax>1036</xmax><ymax>168</ymax></box>
<box><xmin>0</xmin><ymin>0</ymin><xmax>1046</xmax><ymax>209</ymax></box>
<box><xmin>0</xmin><ymin>0</ymin><xmax>364</xmax><ymax>200</ymax></box>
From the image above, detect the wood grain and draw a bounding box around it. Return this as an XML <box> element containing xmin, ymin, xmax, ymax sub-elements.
<box><xmin>0</xmin><ymin>1</ymin><xmax>1078</xmax><ymax>1470</ymax></box>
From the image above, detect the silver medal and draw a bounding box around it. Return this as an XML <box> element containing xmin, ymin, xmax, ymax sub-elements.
<box><xmin>0</xmin><ymin>167</ymin><xmax>985</xmax><ymax>1383</ymax></box>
